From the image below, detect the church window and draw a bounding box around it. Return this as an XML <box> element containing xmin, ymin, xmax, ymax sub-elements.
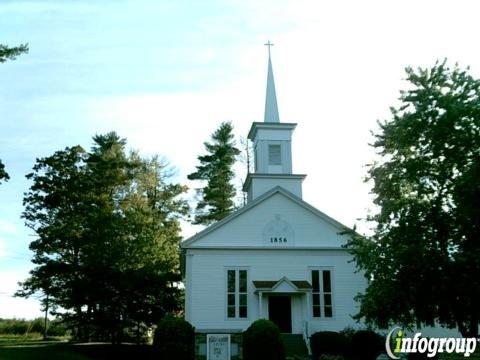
<box><xmin>227</xmin><ymin>270</ymin><xmax>236</xmax><ymax>318</ymax></box>
<box><xmin>311</xmin><ymin>269</ymin><xmax>333</xmax><ymax>318</ymax></box>
<box><xmin>268</xmin><ymin>144</ymin><xmax>281</xmax><ymax>165</ymax></box>
<box><xmin>227</xmin><ymin>269</ymin><xmax>248</xmax><ymax>318</ymax></box>
<box><xmin>312</xmin><ymin>270</ymin><xmax>321</xmax><ymax>317</ymax></box>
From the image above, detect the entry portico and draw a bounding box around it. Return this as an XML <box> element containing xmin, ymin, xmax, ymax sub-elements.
<box><xmin>254</xmin><ymin>278</ymin><xmax>311</xmax><ymax>334</ymax></box>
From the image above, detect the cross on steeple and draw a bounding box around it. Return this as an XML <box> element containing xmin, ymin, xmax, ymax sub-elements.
<box><xmin>264</xmin><ymin>40</ymin><xmax>274</xmax><ymax>57</ymax></box>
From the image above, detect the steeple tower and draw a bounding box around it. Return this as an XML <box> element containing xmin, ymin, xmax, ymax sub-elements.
<box><xmin>264</xmin><ymin>41</ymin><xmax>280</xmax><ymax>123</ymax></box>
<box><xmin>243</xmin><ymin>43</ymin><xmax>306</xmax><ymax>202</ymax></box>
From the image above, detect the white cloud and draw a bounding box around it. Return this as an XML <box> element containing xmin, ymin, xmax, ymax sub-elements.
<box><xmin>0</xmin><ymin>219</ymin><xmax>19</xmax><ymax>235</ymax></box>
<box><xmin>0</xmin><ymin>219</ymin><xmax>31</xmax><ymax>260</ymax></box>
<box><xmin>0</xmin><ymin>270</ymin><xmax>43</xmax><ymax>319</ymax></box>
<box><xmin>0</xmin><ymin>237</ymin><xmax>6</xmax><ymax>259</ymax></box>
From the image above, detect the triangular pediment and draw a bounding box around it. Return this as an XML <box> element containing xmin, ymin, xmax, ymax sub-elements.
<box><xmin>272</xmin><ymin>277</ymin><xmax>307</xmax><ymax>293</ymax></box>
<box><xmin>273</xmin><ymin>278</ymin><xmax>297</xmax><ymax>292</ymax></box>
<box><xmin>181</xmin><ymin>186</ymin><xmax>351</xmax><ymax>249</ymax></box>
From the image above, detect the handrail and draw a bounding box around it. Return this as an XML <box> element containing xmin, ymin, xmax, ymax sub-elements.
<box><xmin>302</xmin><ymin>320</ymin><xmax>311</xmax><ymax>355</ymax></box>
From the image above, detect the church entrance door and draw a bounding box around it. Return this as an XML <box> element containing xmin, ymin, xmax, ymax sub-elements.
<box><xmin>268</xmin><ymin>296</ymin><xmax>292</xmax><ymax>333</ymax></box>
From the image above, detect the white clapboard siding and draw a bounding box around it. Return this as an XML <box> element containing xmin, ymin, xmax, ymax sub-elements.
<box><xmin>185</xmin><ymin>249</ymin><xmax>367</xmax><ymax>333</ymax></box>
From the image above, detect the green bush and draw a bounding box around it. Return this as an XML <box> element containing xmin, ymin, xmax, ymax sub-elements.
<box><xmin>47</xmin><ymin>319</ymin><xmax>68</xmax><ymax>336</ymax></box>
<box><xmin>153</xmin><ymin>315</ymin><xmax>195</xmax><ymax>360</ymax></box>
<box><xmin>243</xmin><ymin>319</ymin><xmax>285</xmax><ymax>360</ymax></box>
<box><xmin>339</xmin><ymin>327</ymin><xmax>356</xmax><ymax>343</ymax></box>
<box><xmin>0</xmin><ymin>318</ymin><xmax>69</xmax><ymax>336</ymax></box>
<box><xmin>0</xmin><ymin>319</ymin><xmax>29</xmax><ymax>335</ymax></box>
<box><xmin>348</xmin><ymin>330</ymin><xmax>384</xmax><ymax>360</ymax></box>
<box><xmin>310</xmin><ymin>331</ymin><xmax>348</xmax><ymax>359</ymax></box>
<box><xmin>30</xmin><ymin>318</ymin><xmax>45</xmax><ymax>334</ymax></box>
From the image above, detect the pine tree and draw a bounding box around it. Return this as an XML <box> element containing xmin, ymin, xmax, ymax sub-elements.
<box><xmin>0</xmin><ymin>43</ymin><xmax>28</xmax><ymax>63</ymax></box>
<box><xmin>0</xmin><ymin>43</ymin><xmax>28</xmax><ymax>183</ymax></box>
<box><xmin>188</xmin><ymin>122</ymin><xmax>240</xmax><ymax>225</ymax></box>
<box><xmin>0</xmin><ymin>159</ymin><xmax>9</xmax><ymax>183</ymax></box>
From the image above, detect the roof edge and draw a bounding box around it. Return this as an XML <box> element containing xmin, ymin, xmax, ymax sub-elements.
<box><xmin>247</xmin><ymin>122</ymin><xmax>297</xmax><ymax>140</ymax></box>
<box><xmin>253</xmin><ymin>277</ymin><xmax>312</xmax><ymax>292</ymax></box>
<box><xmin>183</xmin><ymin>246</ymin><xmax>346</xmax><ymax>250</ymax></box>
<box><xmin>242</xmin><ymin>173</ymin><xmax>307</xmax><ymax>192</ymax></box>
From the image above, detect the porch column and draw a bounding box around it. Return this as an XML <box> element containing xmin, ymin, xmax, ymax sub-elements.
<box><xmin>259</xmin><ymin>291</ymin><xmax>263</xmax><ymax>318</ymax></box>
<box><xmin>305</xmin><ymin>292</ymin><xmax>310</xmax><ymax>334</ymax></box>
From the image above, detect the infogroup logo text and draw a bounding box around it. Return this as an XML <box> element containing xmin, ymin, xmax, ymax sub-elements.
<box><xmin>385</xmin><ymin>327</ymin><xmax>478</xmax><ymax>358</ymax></box>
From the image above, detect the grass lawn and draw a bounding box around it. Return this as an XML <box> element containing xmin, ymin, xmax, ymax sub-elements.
<box><xmin>2</xmin><ymin>335</ymin><xmax>480</xmax><ymax>359</ymax></box>
<box><xmin>0</xmin><ymin>335</ymin><xmax>154</xmax><ymax>360</ymax></box>
<box><xmin>440</xmin><ymin>353</ymin><xmax>480</xmax><ymax>360</ymax></box>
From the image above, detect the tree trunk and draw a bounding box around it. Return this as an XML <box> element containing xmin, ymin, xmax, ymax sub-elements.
<box><xmin>43</xmin><ymin>295</ymin><xmax>49</xmax><ymax>340</ymax></box>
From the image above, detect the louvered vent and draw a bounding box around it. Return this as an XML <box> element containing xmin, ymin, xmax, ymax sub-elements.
<box><xmin>268</xmin><ymin>144</ymin><xmax>281</xmax><ymax>165</ymax></box>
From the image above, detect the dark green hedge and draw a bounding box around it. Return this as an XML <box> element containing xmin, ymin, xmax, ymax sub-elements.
<box><xmin>153</xmin><ymin>315</ymin><xmax>195</xmax><ymax>360</ymax></box>
<box><xmin>243</xmin><ymin>319</ymin><xmax>285</xmax><ymax>360</ymax></box>
<box><xmin>310</xmin><ymin>331</ymin><xmax>349</xmax><ymax>358</ymax></box>
<box><xmin>348</xmin><ymin>330</ymin><xmax>384</xmax><ymax>360</ymax></box>
<box><xmin>310</xmin><ymin>329</ymin><xmax>386</xmax><ymax>359</ymax></box>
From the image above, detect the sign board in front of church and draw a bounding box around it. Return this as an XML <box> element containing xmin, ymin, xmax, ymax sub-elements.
<box><xmin>207</xmin><ymin>334</ymin><xmax>230</xmax><ymax>360</ymax></box>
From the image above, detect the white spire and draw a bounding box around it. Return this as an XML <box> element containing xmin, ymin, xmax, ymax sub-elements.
<box><xmin>264</xmin><ymin>41</ymin><xmax>280</xmax><ymax>123</ymax></box>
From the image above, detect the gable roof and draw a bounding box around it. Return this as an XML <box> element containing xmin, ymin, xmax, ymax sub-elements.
<box><xmin>181</xmin><ymin>186</ymin><xmax>352</xmax><ymax>248</ymax></box>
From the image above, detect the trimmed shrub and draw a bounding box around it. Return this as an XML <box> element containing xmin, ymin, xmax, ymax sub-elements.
<box><xmin>153</xmin><ymin>315</ymin><xmax>195</xmax><ymax>360</ymax></box>
<box><xmin>349</xmin><ymin>330</ymin><xmax>384</xmax><ymax>360</ymax></box>
<box><xmin>310</xmin><ymin>331</ymin><xmax>348</xmax><ymax>359</ymax></box>
<box><xmin>339</xmin><ymin>327</ymin><xmax>356</xmax><ymax>343</ymax></box>
<box><xmin>243</xmin><ymin>319</ymin><xmax>285</xmax><ymax>360</ymax></box>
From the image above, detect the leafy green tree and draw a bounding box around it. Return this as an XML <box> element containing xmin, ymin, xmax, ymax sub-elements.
<box><xmin>19</xmin><ymin>145</ymin><xmax>89</xmax><ymax>327</ymax></box>
<box><xmin>345</xmin><ymin>60</ymin><xmax>480</xmax><ymax>337</ymax></box>
<box><xmin>188</xmin><ymin>122</ymin><xmax>240</xmax><ymax>225</ymax></box>
<box><xmin>0</xmin><ymin>43</ymin><xmax>28</xmax><ymax>63</ymax></box>
<box><xmin>18</xmin><ymin>132</ymin><xmax>188</xmax><ymax>342</ymax></box>
<box><xmin>0</xmin><ymin>159</ymin><xmax>9</xmax><ymax>183</ymax></box>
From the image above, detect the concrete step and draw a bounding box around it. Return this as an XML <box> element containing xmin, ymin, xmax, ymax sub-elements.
<box><xmin>281</xmin><ymin>334</ymin><xmax>309</xmax><ymax>359</ymax></box>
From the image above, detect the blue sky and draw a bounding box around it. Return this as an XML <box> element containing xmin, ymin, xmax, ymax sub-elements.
<box><xmin>2</xmin><ymin>0</ymin><xmax>480</xmax><ymax>318</ymax></box>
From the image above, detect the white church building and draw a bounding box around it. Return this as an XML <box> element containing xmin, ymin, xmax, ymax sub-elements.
<box><xmin>181</xmin><ymin>47</ymin><xmax>367</xmax><ymax>349</ymax></box>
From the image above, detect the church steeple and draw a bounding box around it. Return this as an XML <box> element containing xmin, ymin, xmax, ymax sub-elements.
<box><xmin>264</xmin><ymin>41</ymin><xmax>280</xmax><ymax>123</ymax></box>
<box><xmin>243</xmin><ymin>42</ymin><xmax>306</xmax><ymax>202</ymax></box>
